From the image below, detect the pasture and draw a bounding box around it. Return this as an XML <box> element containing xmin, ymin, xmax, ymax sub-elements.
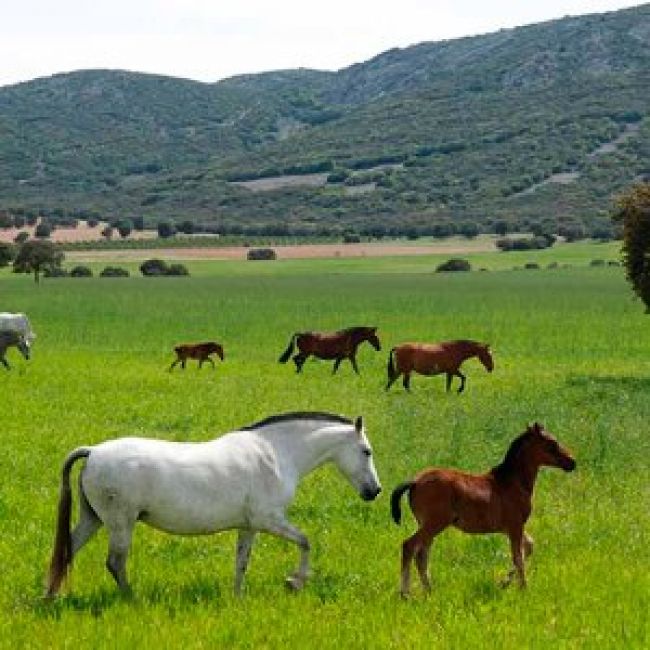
<box><xmin>1</xmin><ymin>249</ymin><xmax>648</xmax><ymax>648</ymax></box>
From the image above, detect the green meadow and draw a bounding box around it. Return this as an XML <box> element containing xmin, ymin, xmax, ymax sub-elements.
<box><xmin>1</xmin><ymin>245</ymin><xmax>648</xmax><ymax>648</ymax></box>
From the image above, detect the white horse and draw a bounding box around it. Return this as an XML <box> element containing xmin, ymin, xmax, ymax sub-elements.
<box><xmin>46</xmin><ymin>412</ymin><xmax>382</xmax><ymax>597</ymax></box>
<box><xmin>0</xmin><ymin>330</ymin><xmax>30</xmax><ymax>369</ymax></box>
<box><xmin>0</xmin><ymin>312</ymin><xmax>36</xmax><ymax>345</ymax></box>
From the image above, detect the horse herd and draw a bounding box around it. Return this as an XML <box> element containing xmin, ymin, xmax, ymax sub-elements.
<box><xmin>1</xmin><ymin>313</ymin><xmax>576</xmax><ymax>600</ymax></box>
<box><xmin>173</xmin><ymin>325</ymin><xmax>495</xmax><ymax>394</ymax></box>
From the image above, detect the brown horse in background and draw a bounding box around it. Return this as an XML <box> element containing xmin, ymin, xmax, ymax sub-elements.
<box><xmin>386</xmin><ymin>340</ymin><xmax>493</xmax><ymax>393</ymax></box>
<box><xmin>169</xmin><ymin>341</ymin><xmax>224</xmax><ymax>371</ymax></box>
<box><xmin>391</xmin><ymin>423</ymin><xmax>576</xmax><ymax>597</ymax></box>
<box><xmin>278</xmin><ymin>327</ymin><xmax>381</xmax><ymax>374</ymax></box>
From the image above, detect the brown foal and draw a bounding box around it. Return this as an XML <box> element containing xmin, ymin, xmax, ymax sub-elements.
<box><xmin>391</xmin><ymin>423</ymin><xmax>576</xmax><ymax>597</ymax></box>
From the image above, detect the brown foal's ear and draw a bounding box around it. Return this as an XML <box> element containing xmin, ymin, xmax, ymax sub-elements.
<box><xmin>532</xmin><ymin>422</ymin><xmax>542</xmax><ymax>434</ymax></box>
<box><xmin>355</xmin><ymin>416</ymin><xmax>363</xmax><ymax>434</ymax></box>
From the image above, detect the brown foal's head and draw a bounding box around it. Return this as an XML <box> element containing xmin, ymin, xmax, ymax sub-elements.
<box><xmin>527</xmin><ymin>422</ymin><xmax>576</xmax><ymax>472</ymax></box>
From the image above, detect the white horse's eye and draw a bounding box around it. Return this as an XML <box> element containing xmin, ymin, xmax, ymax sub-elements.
<box><xmin>362</xmin><ymin>448</ymin><xmax>372</xmax><ymax>457</ymax></box>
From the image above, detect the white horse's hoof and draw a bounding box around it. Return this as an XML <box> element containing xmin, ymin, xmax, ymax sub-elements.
<box><xmin>285</xmin><ymin>575</ymin><xmax>304</xmax><ymax>591</ymax></box>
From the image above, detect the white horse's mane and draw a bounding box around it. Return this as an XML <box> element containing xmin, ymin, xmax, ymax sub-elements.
<box><xmin>242</xmin><ymin>411</ymin><xmax>353</xmax><ymax>431</ymax></box>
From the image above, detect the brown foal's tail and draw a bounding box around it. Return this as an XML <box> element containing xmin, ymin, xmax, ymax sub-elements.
<box><xmin>278</xmin><ymin>333</ymin><xmax>298</xmax><ymax>363</ymax></box>
<box><xmin>45</xmin><ymin>447</ymin><xmax>91</xmax><ymax>598</ymax></box>
<box><xmin>391</xmin><ymin>481</ymin><xmax>414</xmax><ymax>525</ymax></box>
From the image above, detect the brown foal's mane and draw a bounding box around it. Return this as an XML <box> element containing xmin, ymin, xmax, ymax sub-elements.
<box><xmin>490</xmin><ymin>430</ymin><xmax>531</xmax><ymax>483</ymax></box>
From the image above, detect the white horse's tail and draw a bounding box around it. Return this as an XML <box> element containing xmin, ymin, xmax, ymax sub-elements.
<box><xmin>45</xmin><ymin>447</ymin><xmax>92</xmax><ymax>597</ymax></box>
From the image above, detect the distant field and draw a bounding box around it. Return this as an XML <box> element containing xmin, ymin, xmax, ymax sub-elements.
<box><xmin>60</xmin><ymin>238</ymin><xmax>622</xmax><ymax>276</ymax></box>
<box><xmin>0</xmin><ymin>247</ymin><xmax>647</xmax><ymax>648</ymax></box>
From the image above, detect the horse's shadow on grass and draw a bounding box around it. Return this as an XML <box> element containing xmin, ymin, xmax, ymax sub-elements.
<box><xmin>33</xmin><ymin>579</ymin><xmax>226</xmax><ymax>618</ymax></box>
<box><xmin>566</xmin><ymin>374</ymin><xmax>650</xmax><ymax>392</ymax></box>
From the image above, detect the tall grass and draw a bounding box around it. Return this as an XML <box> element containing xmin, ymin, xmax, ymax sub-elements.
<box><xmin>0</xmin><ymin>260</ymin><xmax>648</xmax><ymax>648</ymax></box>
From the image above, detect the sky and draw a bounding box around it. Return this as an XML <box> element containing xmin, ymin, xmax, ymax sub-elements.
<box><xmin>1</xmin><ymin>1</ymin><xmax>645</xmax><ymax>88</ymax></box>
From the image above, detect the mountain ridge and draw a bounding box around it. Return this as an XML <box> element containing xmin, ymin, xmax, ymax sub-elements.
<box><xmin>0</xmin><ymin>3</ymin><xmax>648</xmax><ymax>236</ymax></box>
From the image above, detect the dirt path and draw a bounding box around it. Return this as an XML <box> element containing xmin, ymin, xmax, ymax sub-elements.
<box><xmin>65</xmin><ymin>239</ymin><xmax>496</xmax><ymax>262</ymax></box>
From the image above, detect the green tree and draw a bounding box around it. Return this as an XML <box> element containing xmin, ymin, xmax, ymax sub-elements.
<box><xmin>117</xmin><ymin>219</ymin><xmax>133</xmax><ymax>238</ymax></box>
<box><xmin>35</xmin><ymin>221</ymin><xmax>52</xmax><ymax>238</ymax></box>
<box><xmin>0</xmin><ymin>242</ymin><xmax>16</xmax><ymax>266</ymax></box>
<box><xmin>13</xmin><ymin>240</ymin><xmax>64</xmax><ymax>283</ymax></box>
<box><xmin>613</xmin><ymin>182</ymin><xmax>650</xmax><ymax>311</ymax></box>
<box><xmin>157</xmin><ymin>220</ymin><xmax>176</xmax><ymax>238</ymax></box>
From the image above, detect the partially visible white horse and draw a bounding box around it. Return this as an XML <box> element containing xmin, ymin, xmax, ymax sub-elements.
<box><xmin>46</xmin><ymin>412</ymin><xmax>382</xmax><ymax>597</ymax></box>
<box><xmin>0</xmin><ymin>330</ymin><xmax>30</xmax><ymax>369</ymax></box>
<box><xmin>0</xmin><ymin>312</ymin><xmax>36</xmax><ymax>345</ymax></box>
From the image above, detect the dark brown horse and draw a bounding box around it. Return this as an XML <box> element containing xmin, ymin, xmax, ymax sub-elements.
<box><xmin>278</xmin><ymin>326</ymin><xmax>381</xmax><ymax>374</ymax></box>
<box><xmin>386</xmin><ymin>340</ymin><xmax>493</xmax><ymax>393</ymax></box>
<box><xmin>391</xmin><ymin>423</ymin><xmax>576</xmax><ymax>597</ymax></box>
<box><xmin>169</xmin><ymin>341</ymin><xmax>224</xmax><ymax>371</ymax></box>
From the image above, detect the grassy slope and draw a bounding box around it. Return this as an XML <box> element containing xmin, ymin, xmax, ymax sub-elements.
<box><xmin>0</xmin><ymin>249</ymin><xmax>648</xmax><ymax>647</ymax></box>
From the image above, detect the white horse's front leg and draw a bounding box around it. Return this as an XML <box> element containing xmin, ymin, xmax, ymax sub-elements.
<box><xmin>263</xmin><ymin>518</ymin><xmax>310</xmax><ymax>591</ymax></box>
<box><xmin>234</xmin><ymin>529</ymin><xmax>257</xmax><ymax>596</ymax></box>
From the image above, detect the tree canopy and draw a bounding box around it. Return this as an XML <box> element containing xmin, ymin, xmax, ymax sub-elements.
<box><xmin>13</xmin><ymin>240</ymin><xmax>64</xmax><ymax>283</ymax></box>
<box><xmin>613</xmin><ymin>182</ymin><xmax>650</xmax><ymax>311</ymax></box>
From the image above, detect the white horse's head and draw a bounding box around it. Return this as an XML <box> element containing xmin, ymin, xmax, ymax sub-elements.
<box><xmin>333</xmin><ymin>416</ymin><xmax>382</xmax><ymax>501</ymax></box>
<box><xmin>17</xmin><ymin>335</ymin><xmax>30</xmax><ymax>360</ymax></box>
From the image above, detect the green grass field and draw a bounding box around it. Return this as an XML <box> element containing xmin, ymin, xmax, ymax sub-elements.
<box><xmin>1</xmin><ymin>247</ymin><xmax>648</xmax><ymax>648</ymax></box>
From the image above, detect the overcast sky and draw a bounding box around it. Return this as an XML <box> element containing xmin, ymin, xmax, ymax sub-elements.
<box><xmin>1</xmin><ymin>1</ymin><xmax>644</xmax><ymax>88</ymax></box>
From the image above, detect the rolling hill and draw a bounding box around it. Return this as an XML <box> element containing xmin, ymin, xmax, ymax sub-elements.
<box><xmin>0</xmin><ymin>3</ymin><xmax>649</xmax><ymax>237</ymax></box>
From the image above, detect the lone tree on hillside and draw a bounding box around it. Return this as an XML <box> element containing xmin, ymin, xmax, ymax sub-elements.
<box><xmin>613</xmin><ymin>182</ymin><xmax>650</xmax><ymax>312</ymax></box>
<box><xmin>13</xmin><ymin>239</ymin><xmax>64</xmax><ymax>283</ymax></box>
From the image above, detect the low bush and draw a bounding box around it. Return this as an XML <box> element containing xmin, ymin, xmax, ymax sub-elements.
<box><xmin>140</xmin><ymin>258</ymin><xmax>190</xmax><ymax>276</ymax></box>
<box><xmin>70</xmin><ymin>265</ymin><xmax>92</xmax><ymax>277</ymax></box>
<box><xmin>247</xmin><ymin>248</ymin><xmax>277</xmax><ymax>261</ymax></box>
<box><xmin>436</xmin><ymin>258</ymin><xmax>471</xmax><ymax>272</ymax></box>
<box><xmin>496</xmin><ymin>235</ymin><xmax>555</xmax><ymax>251</ymax></box>
<box><xmin>140</xmin><ymin>258</ymin><xmax>169</xmax><ymax>276</ymax></box>
<box><xmin>43</xmin><ymin>267</ymin><xmax>68</xmax><ymax>277</ymax></box>
<box><xmin>100</xmin><ymin>266</ymin><xmax>130</xmax><ymax>277</ymax></box>
<box><xmin>167</xmin><ymin>263</ymin><xmax>189</xmax><ymax>276</ymax></box>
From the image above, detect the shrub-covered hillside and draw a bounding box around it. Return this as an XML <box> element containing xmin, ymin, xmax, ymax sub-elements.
<box><xmin>0</xmin><ymin>4</ymin><xmax>649</xmax><ymax>236</ymax></box>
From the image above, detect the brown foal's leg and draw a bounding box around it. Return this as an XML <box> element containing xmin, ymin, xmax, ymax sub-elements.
<box><xmin>504</xmin><ymin>531</ymin><xmax>534</xmax><ymax>586</ymax></box>
<box><xmin>401</xmin><ymin>523</ymin><xmax>445</xmax><ymax>598</ymax></box>
<box><xmin>505</xmin><ymin>529</ymin><xmax>527</xmax><ymax>588</ymax></box>
<box><xmin>385</xmin><ymin>368</ymin><xmax>400</xmax><ymax>390</ymax></box>
<box><xmin>414</xmin><ymin>545</ymin><xmax>432</xmax><ymax>594</ymax></box>
<box><xmin>293</xmin><ymin>353</ymin><xmax>307</xmax><ymax>373</ymax></box>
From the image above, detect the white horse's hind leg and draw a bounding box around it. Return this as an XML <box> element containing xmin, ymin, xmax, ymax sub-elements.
<box><xmin>71</xmin><ymin>485</ymin><xmax>102</xmax><ymax>557</ymax></box>
<box><xmin>234</xmin><ymin>529</ymin><xmax>257</xmax><ymax>596</ymax></box>
<box><xmin>263</xmin><ymin>518</ymin><xmax>310</xmax><ymax>591</ymax></box>
<box><xmin>105</xmin><ymin>520</ymin><xmax>135</xmax><ymax>592</ymax></box>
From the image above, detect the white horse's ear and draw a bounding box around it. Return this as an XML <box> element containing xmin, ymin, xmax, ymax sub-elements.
<box><xmin>354</xmin><ymin>416</ymin><xmax>363</xmax><ymax>434</ymax></box>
